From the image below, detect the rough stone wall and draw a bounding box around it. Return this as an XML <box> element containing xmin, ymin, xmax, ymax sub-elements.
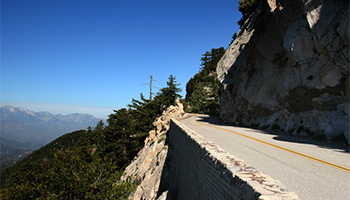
<box><xmin>166</xmin><ymin>118</ymin><xmax>299</xmax><ymax>200</ymax></box>
<box><xmin>217</xmin><ymin>0</ymin><xmax>349</xmax><ymax>143</ymax></box>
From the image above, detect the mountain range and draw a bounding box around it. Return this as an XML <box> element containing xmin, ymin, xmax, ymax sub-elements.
<box><xmin>0</xmin><ymin>105</ymin><xmax>100</xmax><ymax>169</ymax></box>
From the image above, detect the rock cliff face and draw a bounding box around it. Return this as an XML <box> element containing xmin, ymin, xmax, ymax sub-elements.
<box><xmin>121</xmin><ymin>99</ymin><xmax>185</xmax><ymax>199</ymax></box>
<box><xmin>217</xmin><ymin>0</ymin><xmax>349</xmax><ymax>143</ymax></box>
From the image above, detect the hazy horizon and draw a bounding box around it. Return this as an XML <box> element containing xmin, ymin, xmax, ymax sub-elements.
<box><xmin>1</xmin><ymin>102</ymin><xmax>115</xmax><ymax>119</ymax></box>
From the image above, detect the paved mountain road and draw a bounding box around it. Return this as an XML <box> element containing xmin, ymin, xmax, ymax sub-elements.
<box><xmin>178</xmin><ymin>115</ymin><xmax>350</xmax><ymax>200</ymax></box>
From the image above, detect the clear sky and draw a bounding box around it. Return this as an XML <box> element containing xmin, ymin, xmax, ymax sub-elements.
<box><xmin>1</xmin><ymin>0</ymin><xmax>241</xmax><ymax>119</ymax></box>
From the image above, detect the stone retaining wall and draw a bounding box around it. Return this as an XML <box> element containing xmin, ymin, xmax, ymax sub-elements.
<box><xmin>167</xmin><ymin>118</ymin><xmax>299</xmax><ymax>200</ymax></box>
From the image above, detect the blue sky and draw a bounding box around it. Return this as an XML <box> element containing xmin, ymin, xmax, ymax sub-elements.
<box><xmin>1</xmin><ymin>0</ymin><xmax>241</xmax><ymax>119</ymax></box>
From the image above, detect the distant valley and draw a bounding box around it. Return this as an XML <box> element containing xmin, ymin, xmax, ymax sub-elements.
<box><xmin>0</xmin><ymin>105</ymin><xmax>100</xmax><ymax>170</ymax></box>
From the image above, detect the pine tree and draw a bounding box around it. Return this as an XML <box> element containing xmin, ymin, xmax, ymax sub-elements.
<box><xmin>156</xmin><ymin>75</ymin><xmax>182</xmax><ymax>108</ymax></box>
<box><xmin>185</xmin><ymin>48</ymin><xmax>224</xmax><ymax>116</ymax></box>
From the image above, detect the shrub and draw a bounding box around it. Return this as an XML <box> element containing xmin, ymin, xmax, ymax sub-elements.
<box><xmin>238</xmin><ymin>0</ymin><xmax>260</xmax><ymax>27</ymax></box>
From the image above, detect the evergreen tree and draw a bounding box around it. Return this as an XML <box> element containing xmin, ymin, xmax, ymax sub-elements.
<box><xmin>155</xmin><ymin>75</ymin><xmax>182</xmax><ymax>109</ymax></box>
<box><xmin>185</xmin><ymin>48</ymin><xmax>225</xmax><ymax>116</ymax></box>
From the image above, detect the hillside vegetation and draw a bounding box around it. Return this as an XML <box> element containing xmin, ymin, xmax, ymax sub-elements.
<box><xmin>0</xmin><ymin>75</ymin><xmax>182</xmax><ymax>199</ymax></box>
<box><xmin>185</xmin><ymin>47</ymin><xmax>225</xmax><ymax>116</ymax></box>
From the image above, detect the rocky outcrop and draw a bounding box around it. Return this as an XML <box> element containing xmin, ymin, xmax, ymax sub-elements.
<box><xmin>121</xmin><ymin>99</ymin><xmax>185</xmax><ymax>199</ymax></box>
<box><xmin>217</xmin><ymin>0</ymin><xmax>349</xmax><ymax>143</ymax></box>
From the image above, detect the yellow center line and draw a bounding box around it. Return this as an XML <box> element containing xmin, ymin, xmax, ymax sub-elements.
<box><xmin>196</xmin><ymin>120</ymin><xmax>350</xmax><ymax>173</ymax></box>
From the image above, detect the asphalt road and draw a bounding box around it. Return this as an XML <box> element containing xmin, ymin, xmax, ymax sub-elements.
<box><xmin>178</xmin><ymin>115</ymin><xmax>350</xmax><ymax>200</ymax></box>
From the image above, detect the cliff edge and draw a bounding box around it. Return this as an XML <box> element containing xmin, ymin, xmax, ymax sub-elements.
<box><xmin>217</xmin><ymin>0</ymin><xmax>349</xmax><ymax>143</ymax></box>
<box><xmin>121</xmin><ymin>99</ymin><xmax>185</xmax><ymax>199</ymax></box>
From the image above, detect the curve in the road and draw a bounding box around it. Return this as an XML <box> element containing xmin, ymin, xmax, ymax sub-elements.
<box><xmin>196</xmin><ymin>119</ymin><xmax>350</xmax><ymax>173</ymax></box>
